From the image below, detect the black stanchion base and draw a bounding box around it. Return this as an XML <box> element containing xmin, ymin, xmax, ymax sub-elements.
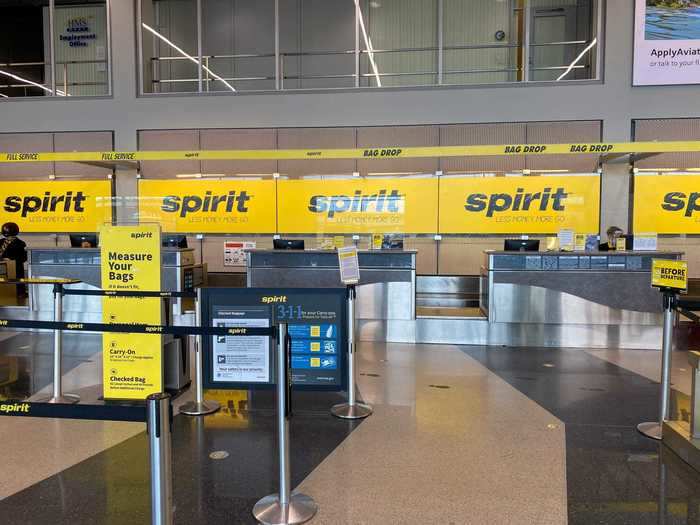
<box><xmin>638</xmin><ymin>421</ymin><xmax>663</xmax><ymax>440</ymax></box>
<box><xmin>253</xmin><ymin>493</ymin><xmax>318</xmax><ymax>525</ymax></box>
<box><xmin>330</xmin><ymin>402</ymin><xmax>372</xmax><ymax>420</ymax></box>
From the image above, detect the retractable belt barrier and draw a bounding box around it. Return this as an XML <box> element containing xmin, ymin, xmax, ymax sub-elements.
<box><xmin>61</xmin><ymin>289</ymin><xmax>197</xmax><ymax>299</ymax></box>
<box><xmin>0</xmin><ymin>400</ymin><xmax>146</xmax><ymax>422</ymax></box>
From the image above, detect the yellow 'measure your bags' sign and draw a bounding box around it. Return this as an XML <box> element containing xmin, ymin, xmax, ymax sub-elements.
<box><xmin>634</xmin><ymin>174</ymin><xmax>700</xmax><ymax>234</ymax></box>
<box><xmin>438</xmin><ymin>175</ymin><xmax>600</xmax><ymax>234</ymax></box>
<box><xmin>138</xmin><ymin>179</ymin><xmax>276</xmax><ymax>233</ymax></box>
<box><xmin>0</xmin><ymin>180</ymin><xmax>112</xmax><ymax>233</ymax></box>
<box><xmin>277</xmin><ymin>177</ymin><xmax>438</xmax><ymax>234</ymax></box>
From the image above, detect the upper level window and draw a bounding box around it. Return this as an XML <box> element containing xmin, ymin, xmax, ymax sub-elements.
<box><xmin>137</xmin><ymin>0</ymin><xmax>601</xmax><ymax>95</ymax></box>
<box><xmin>0</xmin><ymin>0</ymin><xmax>111</xmax><ymax>99</ymax></box>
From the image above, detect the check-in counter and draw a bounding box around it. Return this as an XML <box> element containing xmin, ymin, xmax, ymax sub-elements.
<box><xmin>246</xmin><ymin>249</ymin><xmax>416</xmax><ymax>321</ymax></box>
<box><xmin>25</xmin><ymin>248</ymin><xmax>206</xmax><ymax>322</ymax></box>
<box><xmin>480</xmin><ymin>251</ymin><xmax>683</xmax><ymax>325</ymax></box>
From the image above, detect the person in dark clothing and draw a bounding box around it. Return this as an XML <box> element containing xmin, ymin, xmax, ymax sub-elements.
<box><xmin>0</xmin><ymin>222</ymin><xmax>27</xmax><ymax>281</ymax></box>
<box><xmin>598</xmin><ymin>226</ymin><xmax>623</xmax><ymax>251</ymax></box>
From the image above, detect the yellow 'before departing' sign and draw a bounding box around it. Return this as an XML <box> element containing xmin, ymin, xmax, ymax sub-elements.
<box><xmin>277</xmin><ymin>178</ymin><xmax>438</xmax><ymax>234</ymax></box>
<box><xmin>438</xmin><ymin>175</ymin><xmax>600</xmax><ymax>234</ymax></box>
<box><xmin>651</xmin><ymin>259</ymin><xmax>688</xmax><ymax>292</ymax></box>
<box><xmin>101</xmin><ymin>224</ymin><xmax>163</xmax><ymax>400</ymax></box>
<box><xmin>138</xmin><ymin>179</ymin><xmax>276</xmax><ymax>233</ymax></box>
<box><xmin>0</xmin><ymin>180</ymin><xmax>112</xmax><ymax>233</ymax></box>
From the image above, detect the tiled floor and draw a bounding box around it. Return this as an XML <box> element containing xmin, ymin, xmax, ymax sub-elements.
<box><xmin>1</xmin><ymin>335</ymin><xmax>700</xmax><ymax>524</ymax></box>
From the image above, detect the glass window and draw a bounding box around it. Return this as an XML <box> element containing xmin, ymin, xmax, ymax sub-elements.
<box><xmin>141</xmin><ymin>0</ymin><xmax>199</xmax><ymax>93</ymax></box>
<box><xmin>0</xmin><ymin>1</ymin><xmax>53</xmax><ymax>98</ymax></box>
<box><xmin>528</xmin><ymin>0</ymin><xmax>599</xmax><ymax>81</ymax></box>
<box><xmin>201</xmin><ymin>0</ymin><xmax>275</xmax><ymax>92</ymax></box>
<box><xmin>54</xmin><ymin>0</ymin><xmax>110</xmax><ymax>96</ymax></box>
<box><xmin>360</xmin><ymin>0</ymin><xmax>438</xmax><ymax>87</ymax></box>
<box><xmin>443</xmin><ymin>0</ymin><xmax>521</xmax><ymax>85</ymax></box>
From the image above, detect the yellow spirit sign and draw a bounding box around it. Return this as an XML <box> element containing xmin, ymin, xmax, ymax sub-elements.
<box><xmin>634</xmin><ymin>174</ymin><xmax>700</xmax><ymax>234</ymax></box>
<box><xmin>101</xmin><ymin>224</ymin><xmax>163</xmax><ymax>400</ymax></box>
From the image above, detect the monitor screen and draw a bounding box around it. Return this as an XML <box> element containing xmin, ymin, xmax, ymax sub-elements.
<box><xmin>69</xmin><ymin>234</ymin><xmax>98</xmax><ymax>248</ymax></box>
<box><xmin>162</xmin><ymin>235</ymin><xmax>188</xmax><ymax>248</ymax></box>
<box><xmin>273</xmin><ymin>239</ymin><xmax>305</xmax><ymax>250</ymax></box>
<box><xmin>504</xmin><ymin>239</ymin><xmax>540</xmax><ymax>252</ymax></box>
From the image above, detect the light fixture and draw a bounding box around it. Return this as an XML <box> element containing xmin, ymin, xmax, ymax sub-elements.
<box><xmin>142</xmin><ymin>23</ymin><xmax>236</xmax><ymax>92</ymax></box>
<box><xmin>0</xmin><ymin>69</ymin><xmax>68</xmax><ymax>96</ymax></box>
<box><xmin>354</xmin><ymin>0</ymin><xmax>382</xmax><ymax>87</ymax></box>
<box><xmin>557</xmin><ymin>38</ymin><xmax>597</xmax><ymax>81</ymax></box>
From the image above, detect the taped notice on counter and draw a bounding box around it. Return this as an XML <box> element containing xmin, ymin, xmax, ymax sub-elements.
<box><xmin>224</xmin><ymin>241</ymin><xmax>256</xmax><ymax>267</ymax></box>
<box><xmin>633</xmin><ymin>233</ymin><xmax>658</xmax><ymax>251</ymax></box>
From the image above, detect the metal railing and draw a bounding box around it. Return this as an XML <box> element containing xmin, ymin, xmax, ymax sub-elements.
<box><xmin>146</xmin><ymin>39</ymin><xmax>594</xmax><ymax>93</ymax></box>
<box><xmin>0</xmin><ymin>59</ymin><xmax>109</xmax><ymax>98</ymax></box>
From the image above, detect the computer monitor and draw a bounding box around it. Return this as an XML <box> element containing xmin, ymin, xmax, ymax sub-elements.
<box><xmin>504</xmin><ymin>239</ymin><xmax>540</xmax><ymax>252</ymax></box>
<box><xmin>273</xmin><ymin>238</ymin><xmax>305</xmax><ymax>250</ymax></box>
<box><xmin>69</xmin><ymin>234</ymin><xmax>98</xmax><ymax>248</ymax></box>
<box><xmin>162</xmin><ymin>235</ymin><xmax>188</xmax><ymax>248</ymax></box>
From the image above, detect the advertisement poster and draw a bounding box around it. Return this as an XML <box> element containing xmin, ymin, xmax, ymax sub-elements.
<box><xmin>212</xmin><ymin>307</ymin><xmax>270</xmax><ymax>383</ymax></box>
<box><xmin>438</xmin><ymin>175</ymin><xmax>600</xmax><ymax>234</ymax></box>
<box><xmin>224</xmin><ymin>241</ymin><xmax>256</xmax><ymax>267</ymax></box>
<box><xmin>0</xmin><ymin>180</ymin><xmax>112</xmax><ymax>233</ymax></box>
<box><xmin>634</xmin><ymin>0</ymin><xmax>700</xmax><ymax>85</ymax></box>
<box><xmin>100</xmin><ymin>224</ymin><xmax>163</xmax><ymax>400</ymax></box>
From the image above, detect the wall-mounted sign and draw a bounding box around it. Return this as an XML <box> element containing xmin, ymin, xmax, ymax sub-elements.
<box><xmin>277</xmin><ymin>178</ymin><xmax>438</xmax><ymax>234</ymax></box>
<box><xmin>201</xmin><ymin>288</ymin><xmax>347</xmax><ymax>391</ymax></box>
<box><xmin>633</xmin><ymin>0</ymin><xmax>700</xmax><ymax>86</ymax></box>
<box><xmin>100</xmin><ymin>224</ymin><xmax>163</xmax><ymax>400</ymax></box>
<box><xmin>224</xmin><ymin>241</ymin><xmax>256</xmax><ymax>267</ymax></box>
<box><xmin>438</xmin><ymin>175</ymin><xmax>600</xmax><ymax>234</ymax></box>
<box><xmin>138</xmin><ymin>179</ymin><xmax>276</xmax><ymax>233</ymax></box>
<box><xmin>0</xmin><ymin>180</ymin><xmax>112</xmax><ymax>233</ymax></box>
<box><xmin>634</xmin><ymin>174</ymin><xmax>700</xmax><ymax>234</ymax></box>
<box><xmin>59</xmin><ymin>16</ymin><xmax>97</xmax><ymax>47</ymax></box>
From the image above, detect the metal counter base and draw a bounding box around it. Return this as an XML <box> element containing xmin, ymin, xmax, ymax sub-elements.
<box><xmin>358</xmin><ymin>318</ymin><xmax>663</xmax><ymax>349</ymax></box>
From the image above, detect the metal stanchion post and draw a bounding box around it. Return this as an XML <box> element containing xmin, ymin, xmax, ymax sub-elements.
<box><xmin>148</xmin><ymin>392</ymin><xmax>174</xmax><ymax>525</ymax></box>
<box><xmin>331</xmin><ymin>285</ymin><xmax>372</xmax><ymax>419</ymax></box>
<box><xmin>181</xmin><ymin>288</ymin><xmax>220</xmax><ymax>416</ymax></box>
<box><xmin>638</xmin><ymin>289</ymin><xmax>675</xmax><ymax>440</ymax></box>
<box><xmin>36</xmin><ymin>283</ymin><xmax>79</xmax><ymax>404</ymax></box>
<box><xmin>253</xmin><ymin>323</ymin><xmax>318</xmax><ymax>525</ymax></box>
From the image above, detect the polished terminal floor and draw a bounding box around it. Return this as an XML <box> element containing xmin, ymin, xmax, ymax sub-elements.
<box><xmin>0</xmin><ymin>332</ymin><xmax>699</xmax><ymax>524</ymax></box>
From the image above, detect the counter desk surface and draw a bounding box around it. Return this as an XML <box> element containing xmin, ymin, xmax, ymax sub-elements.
<box><xmin>480</xmin><ymin>250</ymin><xmax>683</xmax><ymax>325</ymax></box>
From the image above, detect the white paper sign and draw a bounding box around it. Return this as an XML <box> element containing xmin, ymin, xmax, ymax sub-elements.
<box><xmin>634</xmin><ymin>0</ymin><xmax>700</xmax><ymax>86</ymax></box>
<box><xmin>633</xmin><ymin>233</ymin><xmax>658</xmax><ymax>251</ymax></box>
<box><xmin>337</xmin><ymin>246</ymin><xmax>360</xmax><ymax>285</ymax></box>
<box><xmin>224</xmin><ymin>241</ymin><xmax>256</xmax><ymax>267</ymax></box>
<box><xmin>558</xmin><ymin>229</ymin><xmax>575</xmax><ymax>252</ymax></box>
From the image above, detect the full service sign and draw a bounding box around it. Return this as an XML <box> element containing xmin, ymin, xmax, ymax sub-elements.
<box><xmin>439</xmin><ymin>175</ymin><xmax>600</xmax><ymax>234</ymax></box>
<box><xmin>277</xmin><ymin>178</ymin><xmax>438</xmax><ymax>234</ymax></box>
<box><xmin>0</xmin><ymin>180</ymin><xmax>112</xmax><ymax>232</ymax></box>
<box><xmin>634</xmin><ymin>0</ymin><xmax>700</xmax><ymax>86</ymax></box>
<box><xmin>138</xmin><ymin>179</ymin><xmax>276</xmax><ymax>233</ymax></box>
<box><xmin>634</xmin><ymin>174</ymin><xmax>700</xmax><ymax>234</ymax></box>
<box><xmin>651</xmin><ymin>259</ymin><xmax>688</xmax><ymax>291</ymax></box>
<box><xmin>101</xmin><ymin>224</ymin><xmax>163</xmax><ymax>400</ymax></box>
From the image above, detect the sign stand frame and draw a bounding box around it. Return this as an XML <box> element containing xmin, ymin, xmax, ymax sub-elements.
<box><xmin>253</xmin><ymin>323</ymin><xmax>318</xmax><ymax>525</ymax></box>
<box><xmin>331</xmin><ymin>285</ymin><xmax>372</xmax><ymax>420</ymax></box>
<box><xmin>638</xmin><ymin>288</ymin><xmax>676</xmax><ymax>441</ymax></box>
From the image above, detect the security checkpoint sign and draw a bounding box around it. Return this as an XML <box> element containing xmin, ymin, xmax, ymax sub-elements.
<box><xmin>651</xmin><ymin>259</ymin><xmax>688</xmax><ymax>292</ymax></box>
<box><xmin>100</xmin><ymin>224</ymin><xmax>163</xmax><ymax>400</ymax></box>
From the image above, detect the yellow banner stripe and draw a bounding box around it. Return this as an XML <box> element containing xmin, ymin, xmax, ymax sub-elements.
<box><xmin>1</xmin><ymin>141</ymin><xmax>700</xmax><ymax>162</ymax></box>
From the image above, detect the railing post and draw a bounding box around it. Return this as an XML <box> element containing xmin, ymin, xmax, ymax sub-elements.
<box><xmin>253</xmin><ymin>323</ymin><xmax>318</xmax><ymax>525</ymax></box>
<box><xmin>148</xmin><ymin>392</ymin><xmax>173</xmax><ymax>525</ymax></box>
<box><xmin>181</xmin><ymin>288</ymin><xmax>221</xmax><ymax>416</ymax></box>
<box><xmin>331</xmin><ymin>285</ymin><xmax>372</xmax><ymax>419</ymax></box>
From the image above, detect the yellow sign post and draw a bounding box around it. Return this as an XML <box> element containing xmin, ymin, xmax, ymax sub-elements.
<box><xmin>100</xmin><ymin>224</ymin><xmax>163</xmax><ymax>400</ymax></box>
<box><xmin>651</xmin><ymin>259</ymin><xmax>688</xmax><ymax>292</ymax></box>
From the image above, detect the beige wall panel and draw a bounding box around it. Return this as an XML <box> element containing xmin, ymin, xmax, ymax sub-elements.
<box><xmin>139</xmin><ymin>129</ymin><xmax>200</xmax><ymax>178</ymax></box>
<box><xmin>658</xmin><ymin>236</ymin><xmax>700</xmax><ymax>278</ymax></box>
<box><xmin>0</xmin><ymin>133</ymin><xmax>53</xmax><ymax>178</ymax></box>
<box><xmin>200</xmin><ymin>128</ymin><xmax>278</xmax><ymax>175</ymax></box>
<box><xmin>439</xmin><ymin>123</ymin><xmax>526</xmax><ymax>173</ymax></box>
<box><xmin>278</xmin><ymin>128</ymin><xmax>356</xmax><ymax>177</ymax></box>
<box><xmin>54</xmin><ymin>131</ymin><xmax>113</xmax><ymax>178</ymax></box>
<box><xmin>404</xmin><ymin>237</ymin><xmax>437</xmax><ymax>275</ymax></box>
<box><xmin>634</xmin><ymin>118</ymin><xmax>700</xmax><ymax>170</ymax></box>
<box><xmin>357</xmin><ymin>126</ymin><xmax>439</xmax><ymax>175</ymax></box>
<box><xmin>526</xmin><ymin>121</ymin><xmax>601</xmax><ymax>172</ymax></box>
